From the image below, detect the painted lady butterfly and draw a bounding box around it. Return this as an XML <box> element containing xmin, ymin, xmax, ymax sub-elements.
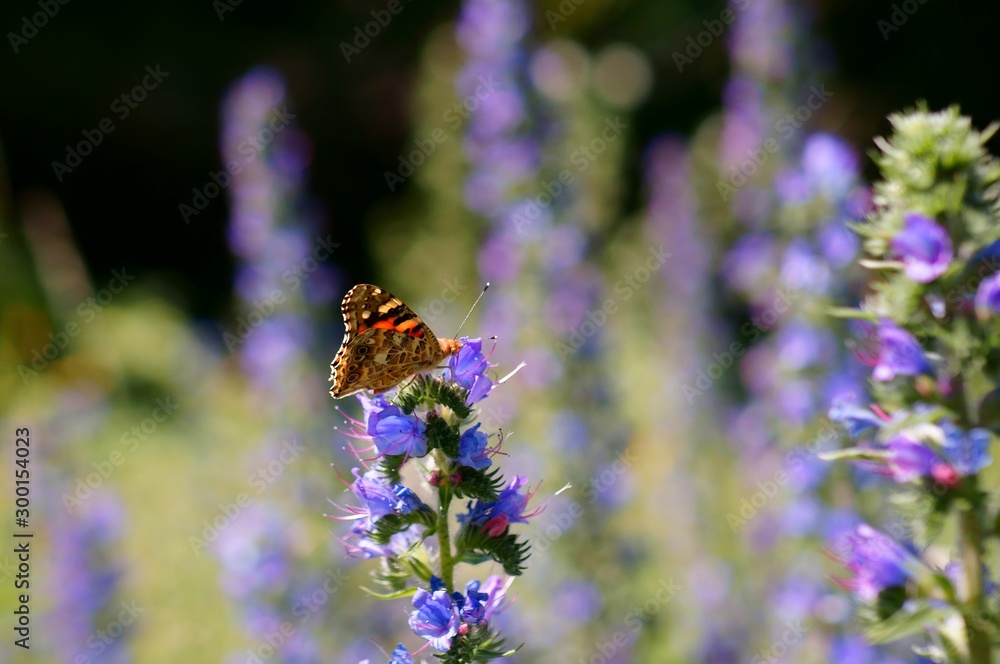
<box><xmin>328</xmin><ymin>284</ymin><xmax>463</xmax><ymax>399</ymax></box>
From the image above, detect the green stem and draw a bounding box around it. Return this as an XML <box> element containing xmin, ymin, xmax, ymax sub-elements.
<box><xmin>435</xmin><ymin>449</ymin><xmax>456</xmax><ymax>594</ymax></box>
<box><xmin>960</xmin><ymin>489</ymin><xmax>991</xmax><ymax>664</ymax></box>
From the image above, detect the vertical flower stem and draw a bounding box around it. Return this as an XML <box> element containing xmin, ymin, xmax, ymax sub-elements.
<box><xmin>434</xmin><ymin>449</ymin><xmax>456</xmax><ymax>594</ymax></box>
<box><xmin>960</xmin><ymin>488</ymin><xmax>991</xmax><ymax>663</ymax></box>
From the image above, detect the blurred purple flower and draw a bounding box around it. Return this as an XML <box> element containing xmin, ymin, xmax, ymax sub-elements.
<box><xmin>975</xmin><ymin>272</ymin><xmax>1000</xmax><ymax>317</ymax></box>
<box><xmin>457</xmin><ymin>423</ymin><xmax>492</xmax><ymax>469</ymax></box>
<box><xmin>890</xmin><ymin>213</ymin><xmax>953</xmax><ymax>283</ymax></box>
<box><xmin>940</xmin><ymin>422</ymin><xmax>992</xmax><ymax>476</ymax></box>
<box><xmin>832</xmin><ymin>524</ymin><xmax>912</xmax><ymax>602</ymax></box>
<box><xmin>352</xmin><ymin>524</ymin><xmax>426</xmax><ymax>560</ymax></box>
<box><xmin>828</xmin><ymin>401</ymin><xmax>883</xmax><ymax>439</ymax></box>
<box><xmin>870</xmin><ymin>321</ymin><xmax>930</xmax><ymax>382</ymax></box>
<box><xmin>885</xmin><ymin>435</ymin><xmax>939</xmax><ymax>483</ymax></box>
<box><xmin>801</xmin><ymin>133</ymin><xmax>859</xmax><ymax>199</ymax></box>
<box><xmin>388</xmin><ymin>643</ymin><xmax>414</xmax><ymax>664</ymax></box>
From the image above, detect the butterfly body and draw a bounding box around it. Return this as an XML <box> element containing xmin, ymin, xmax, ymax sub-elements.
<box><xmin>329</xmin><ymin>284</ymin><xmax>462</xmax><ymax>399</ymax></box>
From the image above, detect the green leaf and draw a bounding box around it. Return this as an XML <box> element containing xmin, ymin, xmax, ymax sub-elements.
<box><xmin>864</xmin><ymin>601</ymin><xmax>956</xmax><ymax>644</ymax></box>
<box><xmin>359</xmin><ymin>585</ymin><xmax>418</xmax><ymax>600</ymax></box>
<box><xmin>818</xmin><ymin>448</ymin><xmax>888</xmax><ymax>463</ymax></box>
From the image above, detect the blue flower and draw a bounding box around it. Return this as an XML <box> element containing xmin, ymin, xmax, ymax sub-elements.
<box><xmin>452</xmin><ymin>575</ymin><xmax>510</xmax><ymax>626</ymax></box>
<box><xmin>351</xmin><ymin>469</ymin><xmax>425</xmax><ymax>529</ymax></box>
<box><xmin>364</xmin><ymin>400</ymin><xmax>428</xmax><ymax>458</ymax></box>
<box><xmin>388</xmin><ymin>643</ymin><xmax>413</xmax><ymax>664</ymax></box>
<box><xmin>833</xmin><ymin>524</ymin><xmax>913</xmax><ymax>602</ymax></box>
<box><xmin>449</xmin><ymin>337</ymin><xmax>493</xmax><ymax>403</ymax></box>
<box><xmin>828</xmin><ymin>401</ymin><xmax>883</xmax><ymax>439</ymax></box>
<box><xmin>458</xmin><ymin>476</ymin><xmax>532</xmax><ymax>536</ymax></box>
<box><xmin>975</xmin><ymin>272</ymin><xmax>1000</xmax><ymax>318</ymax></box>
<box><xmin>941</xmin><ymin>422</ymin><xmax>993</xmax><ymax>476</ymax></box>
<box><xmin>457</xmin><ymin>423</ymin><xmax>491</xmax><ymax>469</ymax></box>
<box><xmin>890</xmin><ymin>213</ymin><xmax>953</xmax><ymax>283</ymax></box>
<box><xmin>409</xmin><ymin>581</ymin><xmax>460</xmax><ymax>652</ymax></box>
<box><xmin>872</xmin><ymin>321</ymin><xmax>930</xmax><ymax>382</ymax></box>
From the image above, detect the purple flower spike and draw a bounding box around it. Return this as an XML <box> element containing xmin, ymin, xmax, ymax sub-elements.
<box><xmin>975</xmin><ymin>273</ymin><xmax>1000</xmax><ymax>318</ymax></box>
<box><xmin>409</xmin><ymin>584</ymin><xmax>460</xmax><ymax>652</ymax></box>
<box><xmin>890</xmin><ymin>213</ymin><xmax>953</xmax><ymax>283</ymax></box>
<box><xmin>872</xmin><ymin>321</ymin><xmax>930</xmax><ymax>382</ymax></box>
<box><xmin>834</xmin><ymin>524</ymin><xmax>912</xmax><ymax>602</ymax></box>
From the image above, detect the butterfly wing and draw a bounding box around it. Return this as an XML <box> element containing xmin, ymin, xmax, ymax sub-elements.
<box><xmin>329</xmin><ymin>284</ymin><xmax>452</xmax><ymax>398</ymax></box>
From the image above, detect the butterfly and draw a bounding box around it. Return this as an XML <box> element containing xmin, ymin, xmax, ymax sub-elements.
<box><xmin>329</xmin><ymin>284</ymin><xmax>464</xmax><ymax>399</ymax></box>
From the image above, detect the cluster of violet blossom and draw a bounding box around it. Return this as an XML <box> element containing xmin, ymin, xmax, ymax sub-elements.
<box><xmin>330</xmin><ymin>337</ymin><xmax>534</xmax><ymax>663</ymax></box>
<box><xmin>822</xmin><ymin>107</ymin><xmax>1000</xmax><ymax>663</ymax></box>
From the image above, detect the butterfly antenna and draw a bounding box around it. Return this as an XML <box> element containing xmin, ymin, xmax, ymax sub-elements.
<box><xmin>453</xmin><ymin>282</ymin><xmax>490</xmax><ymax>338</ymax></box>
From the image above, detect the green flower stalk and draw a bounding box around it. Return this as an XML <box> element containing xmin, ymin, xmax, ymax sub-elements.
<box><xmin>824</xmin><ymin>106</ymin><xmax>1000</xmax><ymax>663</ymax></box>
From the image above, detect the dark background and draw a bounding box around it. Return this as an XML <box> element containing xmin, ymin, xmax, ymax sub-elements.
<box><xmin>1</xmin><ymin>0</ymin><xmax>993</xmax><ymax>315</ymax></box>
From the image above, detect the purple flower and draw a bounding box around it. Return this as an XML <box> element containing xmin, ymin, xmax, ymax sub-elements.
<box><xmin>941</xmin><ymin>422</ymin><xmax>993</xmax><ymax>476</ymax></box>
<box><xmin>828</xmin><ymin>401</ymin><xmax>883</xmax><ymax>439</ymax></box>
<box><xmin>890</xmin><ymin>213</ymin><xmax>953</xmax><ymax>283</ymax></box>
<box><xmin>365</xmin><ymin>400</ymin><xmax>427</xmax><ymax>457</ymax></box>
<box><xmin>833</xmin><ymin>524</ymin><xmax>912</xmax><ymax>602</ymax></box>
<box><xmin>388</xmin><ymin>643</ymin><xmax>413</xmax><ymax>664</ymax></box>
<box><xmin>975</xmin><ymin>272</ymin><xmax>1000</xmax><ymax>318</ymax></box>
<box><xmin>353</xmin><ymin>524</ymin><xmax>426</xmax><ymax>559</ymax></box>
<box><xmin>885</xmin><ymin>435</ymin><xmax>939</xmax><ymax>483</ymax></box>
<box><xmin>409</xmin><ymin>582</ymin><xmax>460</xmax><ymax>652</ymax></box>
<box><xmin>457</xmin><ymin>423</ymin><xmax>491</xmax><ymax>469</ymax></box>
<box><xmin>455</xmin><ymin>575</ymin><xmax>510</xmax><ymax>625</ymax></box>
<box><xmin>458</xmin><ymin>476</ymin><xmax>533</xmax><ymax>536</ymax></box>
<box><xmin>871</xmin><ymin>321</ymin><xmax>930</xmax><ymax>382</ymax></box>
<box><xmin>450</xmin><ymin>337</ymin><xmax>493</xmax><ymax>403</ymax></box>
<box><xmin>351</xmin><ymin>469</ymin><xmax>425</xmax><ymax>529</ymax></box>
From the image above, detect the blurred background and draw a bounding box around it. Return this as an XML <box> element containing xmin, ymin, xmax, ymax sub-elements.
<box><xmin>1</xmin><ymin>0</ymin><xmax>998</xmax><ymax>662</ymax></box>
